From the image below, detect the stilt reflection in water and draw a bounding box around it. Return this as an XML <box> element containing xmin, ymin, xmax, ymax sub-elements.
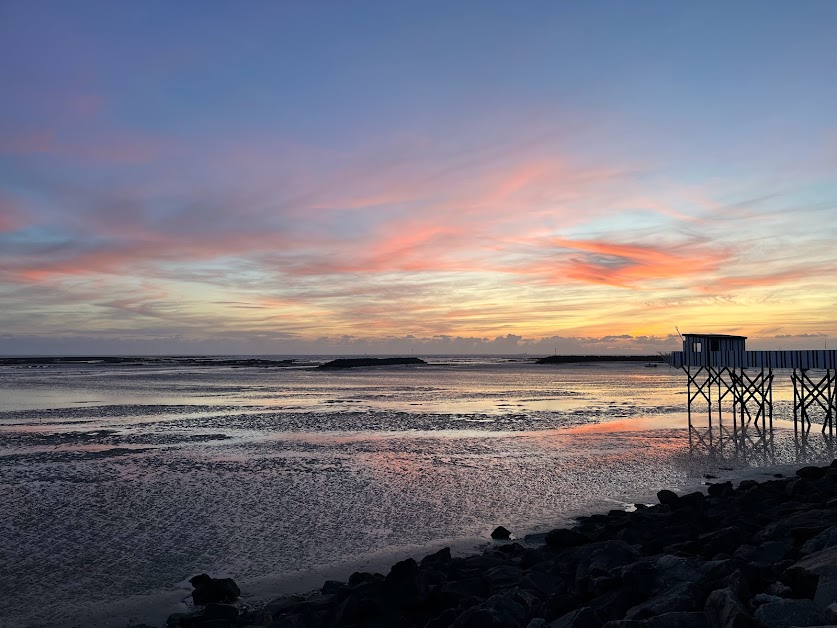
<box><xmin>689</xmin><ymin>421</ymin><xmax>836</xmax><ymax>467</ymax></box>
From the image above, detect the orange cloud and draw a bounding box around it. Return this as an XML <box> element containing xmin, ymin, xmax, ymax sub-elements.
<box><xmin>532</xmin><ymin>237</ymin><xmax>732</xmax><ymax>288</ymax></box>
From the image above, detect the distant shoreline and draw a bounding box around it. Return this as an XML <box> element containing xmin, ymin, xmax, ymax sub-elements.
<box><xmin>0</xmin><ymin>354</ymin><xmax>667</xmax><ymax>367</ymax></box>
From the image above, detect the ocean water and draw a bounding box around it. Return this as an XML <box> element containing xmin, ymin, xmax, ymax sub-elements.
<box><xmin>1</xmin><ymin>357</ymin><xmax>834</xmax><ymax>628</ymax></box>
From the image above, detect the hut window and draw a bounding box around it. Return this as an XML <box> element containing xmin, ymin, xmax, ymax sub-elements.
<box><xmin>693</xmin><ymin>342</ymin><xmax>702</xmax><ymax>353</ymax></box>
<box><xmin>710</xmin><ymin>339</ymin><xmax>720</xmax><ymax>351</ymax></box>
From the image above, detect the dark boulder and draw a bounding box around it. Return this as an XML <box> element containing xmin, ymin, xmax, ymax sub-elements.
<box><xmin>704</xmin><ymin>588</ymin><xmax>751</xmax><ymax>628</ymax></box>
<box><xmin>708</xmin><ymin>482</ymin><xmax>733</xmax><ymax>498</ymax></box>
<box><xmin>483</xmin><ymin>566</ymin><xmax>524</xmax><ymax>592</ymax></box>
<box><xmin>752</xmin><ymin>598</ymin><xmax>827</xmax><ymax>627</ymax></box>
<box><xmin>814</xmin><ymin>576</ymin><xmax>837</xmax><ymax>610</ymax></box>
<box><xmin>625</xmin><ymin>582</ymin><xmax>700</xmax><ymax>620</ymax></box>
<box><xmin>189</xmin><ymin>574</ymin><xmax>241</xmax><ymax>605</ymax></box>
<box><xmin>348</xmin><ymin>571</ymin><xmax>381</xmax><ymax>586</ymax></box>
<box><xmin>550</xmin><ymin>606</ymin><xmax>601</xmax><ymax>628</ymax></box>
<box><xmin>657</xmin><ymin>490</ymin><xmax>678</xmax><ymax>506</ymax></box>
<box><xmin>673</xmin><ymin>491</ymin><xmax>705</xmax><ymax>513</ymax></box>
<box><xmin>384</xmin><ymin>558</ymin><xmax>427</xmax><ymax>608</ymax></box>
<box><xmin>492</xmin><ymin>526</ymin><xmax>513</xmax><ymax>540</ymax></box>
<box><xmin>604</xmin><ymin>612</ymin><xmax>709</xmax><ymax>628</ymax></box>
<box><xmin>450</xmin><ymin>593</ymin><xmax>526</xmax><ymax>627</ymax></box>
<box><xmin>800</xmin><ymin>526</ymin><xmax>837</xmax><ymax>556</ymax></box>
<box><xmin>797</xmin><ymin>465</ymin><xmax>827</xmax><ymax>480</ymax></box>
<box><xmin>735</xmin><ymin>541</ymin><xmax>792</xmax><ymax>566</ymax></box>
<box><xmin>422</xmin><ymin>547</ymin><xmax>453</xmax><ymax>567</ymax></box>
<box><xmin>783</xmin><ymin>545</ymin><xmax>837</xmax><ymax>597</ymax></box>
<box><xmin>545</xmin><ymin>528</ymin><xmax>587</xmax><ymax>548</ymax></box>
<box><xmin>699</xmin><ymin>527</ymin><xmax>746</xmax><ymax>559</ymax></box>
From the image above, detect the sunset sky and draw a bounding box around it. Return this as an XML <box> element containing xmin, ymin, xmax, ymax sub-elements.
<box><xmin>2</xmin><ymin>1</ymin><xmax>836</xmax><ymax>355</ymax></box>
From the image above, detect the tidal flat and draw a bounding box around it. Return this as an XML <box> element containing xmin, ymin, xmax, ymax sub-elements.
<box><xmin>0</xmin><ymin>358</ymin><xmax>832</xmax><ymax>627</ymax></box>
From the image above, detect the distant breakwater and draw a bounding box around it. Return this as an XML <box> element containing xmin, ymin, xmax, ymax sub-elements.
<box><xmin>163</xmin><ymin>459</ymin><xmax>837</xmax><ymax>628</ymax></box>
<box><xmin>317</xmin><ymin>357</ymin><xmax>428</xmax><ymax>369</ymax></box>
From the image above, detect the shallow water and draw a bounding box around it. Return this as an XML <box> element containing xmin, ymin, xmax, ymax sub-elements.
<box><xmin>0</xmin><ymin>358</ymin><xmax>834</xmax><ymax>627</ymax></box>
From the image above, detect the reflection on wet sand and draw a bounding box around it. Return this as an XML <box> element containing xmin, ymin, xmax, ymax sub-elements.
<box><xmin>688</xmin><ymin>420</ymin><xmax>836</xmax><ymax>467</ymax></box>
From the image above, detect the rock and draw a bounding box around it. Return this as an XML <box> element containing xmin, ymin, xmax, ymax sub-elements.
<box><xmin>451</xmin><ymin>593</ymin><xmax>526</xmax><ymax>627</ymax></box>
<box><xmin>797</xmin><ymin>466</ymin><xmax>828</xmax><ymax>480</ymax></box>
<box><xmin>540</xmin><ymin>592</ymin><xmax>577</xmax><ymax>621</ymax></box>
<box><xmin>625</xmin><ymin>582</ymin><xmax>699</xmax><ymax>620</ymax></box>
<box><xmin>763</xmin><ymin>581</ymin><xmax>792</xmax><ymax>597</ymax></box>
<box><xmin>422</xmin><ymin>547</ymin><xmax>453</xmax><ymax>566</ymax></box>
<box><xmin>784</xmin><ymin>478</ymin><xmax>807</xmax><ymax>498</ymax></box>
<box><xmin>700</xmin><ymin>527</ymin><xmax>746</xmax><ymax>558</ymax></box>
<box><xmin>720</xmin><ymin>569</ymin><xmax>752</xmax><ymax>602</ymax></box>
<box><xmin>237</xmin><ymin>608</ymin><xmax>272</xmax><ymax>626</ymax></box>
<box><xmin>708</xmin><ymin>482</ymin><xmax>733</xmax><ymax>497</ymax></box>
<box><xmin>604</xmin><ymin>612</ymin><xmax>708</xmax><ymax>628</ymax></box>
<box><xmin>426</xmin><ymin>608</ymin><xmax>459</xmax><ymax>628</ymax></box>
<box><xmin>166</xmin><ymin>613</ymin><xmax>193</xmax><ymax>627</ymax></box>
<box><xmin>735</xmin><ymin>541</ymin><xmax>792</xmax><ymax>566</ymax></box>
<box><xmin>549</xmin><ymin>606</ymin><xmax>601</xmax><ymax>628</ymax></box>
<box><xmin>752</xmin><ymin>593</ymin><xmax>784</xmax><ymax>606</ymax></box>
<box><xmin>506</xmin><ymin>587</ymin><xmax>540</xmax><ymax>615</ymax></box>
<box><xmin>189</xmin><ymin>574</ymin><xmax>241</xmax><ymax>605</ymax></box>
<box><xmin>484</xmin><ymin>566</ymin><xmax>524</xmax><ymax>592</ymax></box>
<box><xmin>814</xmin><ymin>576</ymin><xmax>837</xmax><ymax>609</ymax></box>
<box><xmin>329</xmin><ymin>595</ymin><xmax>362</xmax><ymax>627</ymax></box>
<box><xmin>492</xmin><ymin>526</ymin><xmax>513</xmax><ymax>540</ymax></box>
<box><xmin>650</xmin><ymin>554</ymin><xmax>704</xmax><ymax>591</ymax></box>
<box><xmin>587</xmin><ymin>540</ymin><xmax>641</xmax><ymax>576</ymax></box>
<box><xmin>801</xmin><ymin>526</ymin><xmax>837</xmax><ymax>556</ymax></box>
<box><xmin>784</xmin><ymin>545</ymin><xmax>837</xmax><ymax>596</ymax></box>
<box><xmin>498</xmin><ymin>543</ymin><xmax>526</xmax><ymax>558</ymax></box>
<box><xmin>704</xmin><ymin>588</ymin><xmax>751</xmax><ymax>628</ymax></box>
<box><xmin>384</xmin><ymin>558</ymin><xmax>427</xmax><ymax>608</ymax></box>
<box><xmin>545</xmin><ymin>528</ymin><xmax>587</xmax><ymax>548</ymax></box>
<box><xmin>527</xmin><ymin>620</ymin><xmax>548</xmax><ymax>628</ymax></box>
<box><xmin>348</xmin><ymin>571</ymin><xmax>380</xmax><ymax>586</ymax></box>
<box><xmin>657</xmin><ymin>490</ymin><xmax>678</xmax><ymax>506</ymax></box>
<box><xmin>752</xmin><ymin>598</ymin><xmax>827</xmax><ymax>627</ymax></box>
<box><xmin>321</xmin><ymin>580</ymin><xmax>342</xmax><ymax>594</ymax></box>
<box><xmin>673</xmin><ymin>491</ymin><xmax>705</xmax><ymax>513</ymax></box>
<box><xmin>439</xmin><ymin>577</ymin><xmax>490</xmax><ymax>601</ymax></box>
<box><xmin>518</xmin><ymin>568</ymin><xmax>562</xmax><ymax>597</ymax></box>
<box><xmin>738</xmin><ymin>480</ymin><xmax>759</xmax><ymax>491</ymax></box>
<box><xmin>757</xmin><ymin>509</ymin><xmax>833</xmax><ymax>545</ymax></box>
<box><xmin>203</xmin><ymin>604</ymin><xmax>238</xmax><ymax>621</ymax></box>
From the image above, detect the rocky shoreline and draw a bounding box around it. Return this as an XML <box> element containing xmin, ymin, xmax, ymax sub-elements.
<box><xmin>160</xmin><ymin>460</ymin><xmax>837</xmax><ymax>628</ymax></box>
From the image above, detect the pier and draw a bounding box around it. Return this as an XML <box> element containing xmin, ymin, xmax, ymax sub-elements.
<box><xmin>669</xmin><ymin>334</ymin><xmax>837</xmax><ymax>451</ymax></box>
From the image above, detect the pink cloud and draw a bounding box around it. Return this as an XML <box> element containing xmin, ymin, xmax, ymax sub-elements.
<box><xmin>532</xmin><ymin>237</ymin><xmax>732</xmax><ymax>288</ymax></box>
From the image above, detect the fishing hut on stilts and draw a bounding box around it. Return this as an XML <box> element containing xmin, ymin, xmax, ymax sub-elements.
<box><xmin>669</xmin><ymin>333</ymin><xmax>837</xmax><ymax>456</ymax></box>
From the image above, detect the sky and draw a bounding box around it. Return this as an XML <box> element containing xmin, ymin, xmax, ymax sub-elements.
<box><xmin>1</xmin><ymin>1</ymin><xmax>836</xmax><ymax>355</ymax></box>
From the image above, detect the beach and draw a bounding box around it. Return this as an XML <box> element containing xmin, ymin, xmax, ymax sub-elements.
<box><xmin>1</xmin><ymin>358</ymin><xmax>834</xmax><ymax>627</ymax></box>
<box><xmin>170</xmin><ymin>458</ymin><xmax>837</xmax><ymax>628</ymax></box>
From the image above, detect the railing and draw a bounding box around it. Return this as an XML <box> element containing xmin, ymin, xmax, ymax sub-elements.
<box><xmin>669</xmin><ymin>350</ymin><xmax>837</xmax><ymax>370</ymax></box>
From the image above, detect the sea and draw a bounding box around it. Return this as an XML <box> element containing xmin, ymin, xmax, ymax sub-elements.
<box><xmin>1</xmin><ymin>356</ymin><xmax>834</xmax><ymax>627</ymax></box>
